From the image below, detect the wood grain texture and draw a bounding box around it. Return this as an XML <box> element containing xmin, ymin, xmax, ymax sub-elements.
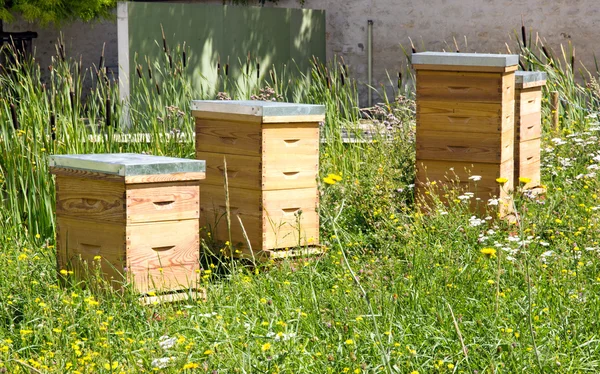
<box><xmin>126</xmin><ymin>220</ymin><xmax>199</xmax><ymax>270</ymax></box>
<box><xmin>197</xmin><ymin>151</ymin><xmax>262</xmax><ymax>189</ymax></box>
<box><xmin>263</xmin><ymin>188</ymin><xmax>319</xmax><ymax>250</ymax></box>
<box><xmin>416</xmin><ymin>159</ymin><xmax>513</xmax><ymax>198</ymax></box>
<box><xmin>413</xmin><ymin>64</ymin><xmax>518</xmax><ymax>73</ymax></box>
<box><xmin>417</xmin><ymin>100</ymin><xmax>504</xmax><ymax>133</ymax></box>
<box><xmin>262</xmin><ymin>124</ymin><xmax>319</xmax><ymax>190</ymax></box>
<box><xmin>195</xmin><ymin>118</ymin><xmax>262</xmax><ymax>156</ymax></box>
<box><xmin>417</xmin><ymin>70</ymin><xmax>503</xmax><ymax>102</ymax></box>
<box><xmin>515</xmin><ymin>138</ymin><xmax>541</xmax><ymax>189</ymax></box>
<box><xmin>416</xmin><ymin>128</ymin><xmax>513</xmax><ymax>164</ymax></box>
<box><xmin>192</xmin><ymin>110</ymin><xmax>262</xmax><ymax>124</ymax></box>
<box><xmin>518</xmin><ymin>90</ymin><xmax>543</xmax><ymax>116</ymax></box>
<box><xmin>56</xmin><ymin>217</ymin><xmax>127</xmax><ymax>289</ymax></box>
<box><xmin>262</xmin><ymin>115</ymin><xmax>325</xmax><ymax>124</ymax></box>
<box><xmin>55</xmin><ymin>177</ymin><xmax>125</xmax><ymax>223</ymax></box>
<box><xmin>126</xmin><ymin>182</ymin><xmax>200</xmax><ymax>223</ymax></box>
<box><xmin>200</xmin><ymin>185</ymin><xmax>263</xmax><ymax>250</ymax></box>
<box><xmin>199</xmin><ymin>185</ymin><xmax>319</xmax><ymax>252</ymax></box>
<box><xmin>124</xmin><ymin>172</ymin><xmax>205</xmax><ymax>184</ymax></box>
<box><xmin>51</xmin><ymin>167</ymin><xmax>124</xmax><ymax>182</ymax></box>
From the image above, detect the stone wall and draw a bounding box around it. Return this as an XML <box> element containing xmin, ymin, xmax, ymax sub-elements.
<box><xmin>3</xmin><ymin>0</ymin><xmax>599</xmax><ymax>105</ymax></box>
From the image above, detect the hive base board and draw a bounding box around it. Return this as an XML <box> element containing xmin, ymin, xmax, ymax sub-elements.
<box><xmin>229</xmin><ymin>245</ymin><xmax>323</xmax><ymax>261</ymax></box>
<box><xmin>139</xmin><ymin>289</ymin><xmax>206</xmax><ymax>305</ymax></box>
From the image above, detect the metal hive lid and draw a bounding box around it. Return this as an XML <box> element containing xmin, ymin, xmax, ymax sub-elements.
<box><xmin>49</xmin><ymin>153</ymin><xmax>206</xmax><ymax>176</ymax></box>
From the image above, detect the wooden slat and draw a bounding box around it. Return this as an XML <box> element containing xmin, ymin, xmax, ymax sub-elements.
<box><xmin>139</xmin><ymin>289</ymin><xmax>206</xmax><ymax>305</ymax></box>
<box><xmin>195</xmin><ymin>118</ymin><xmax>262</xmax><ymax>156</ymax></box>
<box><xmin>124</xmin><ymin>172</ymin><xmax>205</xmax><ymax>184</ymax></box>
<box><xmin>417</xmin><ymin>70</ymin><xmax>503</xmax><ymax>102</ymax></box>
<box><xmin>518</xmin><ymin>90</ymin><xmax>542</xmax><ymax>116</ymax></box>
<box><xmin>262</xmin><ymin>124</ymin><xmax>319</xmax><ymax>190</ymax></box>
<box><xmin>232</xmin><ymin>245</ymin><xmax>323</xmax><ymax>261</ymax></box>
<box><xmin>197</xmin><ymin>151</ymin><xmax>261</xmax><ymax>189</ymax></box>
<box><xmin>262</xmin><ymin>115</ymin><xmax>325</xmax><ymax>124</ymax></box>
<box><xmin>51</xmin><ymin>167</ymin><xmax>124</xmax><ymax>183</ymax></box>
<box><xmin>262</xmin><ymin>188</ymin><xmax>319</xmax><ymax>250</ymax></box>
<box><xmin>125</xmin><ymin>182</ymin><xmax>199</xmax><ymax>223</ymax></box>
<box><xmin>413</xmin><ymin>64</ymin><xmax>518</xmax><ymax>73</ymax></box>
<box><xmin>56</xmin><ymin>217</ymin><xmax>127</xmax><ymax>289</ymax></box>
<box><xmin>126</xmin><ymin>220</ymin><xmax>199</xmax><ymax>270</ymax></box>
<box><xmin>417</xmin><ymin>101</ymin><xmax>503</xmax><ymax>133</ymax></box>
<box><xmin>192</xmin><ymin>110</ymin><xmax>262</xmax><ymax>124</ymax></box>
<box><xmin>518</xmin><ymin>112</ymin><xmax>541</xmax><ymax>141</ymax></box>
<box><xmin>200</xmin><ymin>185</ymin><xmax>263</xmax><ymax>250</ymax></box>
<box><xmin>416</xmin><ymin>128</ymin><xmax>513</xmax><ymax>164</ymax></box>
<box><xmin>56</xmin><ymin>177</ymin><xmax>125</xmax><ymax>223</ymax></box>
<box><xmin>416</xmin><ymin>159</ymin><xmax>513</xmax><ymax>196</ymax></box>
<box><xmin>515</xmin><ymin>138</ymin><xmax>541</xmax><ymax>189</ymax></box>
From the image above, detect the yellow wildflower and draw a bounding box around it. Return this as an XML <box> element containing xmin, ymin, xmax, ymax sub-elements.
<box><xmin>480</xmin><ymin>247</ymin><xmax>497</xmax><ymax>258</ymax></box>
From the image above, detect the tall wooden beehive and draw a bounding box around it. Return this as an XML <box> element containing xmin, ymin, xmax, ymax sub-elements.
<box><xmin>191</xmin><ymin>100</ymin><xmax>325</xmax><ymax>259</ymax></box>
<box><xmin>50</xmin><ymin>153</ymin><xmax>206</xmax><ymax>294</ymax></box>
<box><xmin>514</xmin><ymin>71</ymin><xmax>546</xmax><ymax>189</ymax></box>
<box><xmin>412</xmin><ymin>52</ymin><xmax>519</xmax><ymax>213</ymax></box>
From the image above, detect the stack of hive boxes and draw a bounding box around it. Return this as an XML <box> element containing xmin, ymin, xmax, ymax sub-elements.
<box><xmin>50</xmin><ymin>153</ymin><xmax>206</xmax><ymax>294</ymax></box>
<box><xmin>514</xmin><ymin>71</ymin><xmax>546</xmax><ymax>189</ymax></box>
<box><xmin>412</xmin><ymin>52</ymin><xmax>520</xmax><ymax>213</ymax></box>
<box><xmin>191</xmin><ymin>100</ymin><xmax>325</xmax><ymax>259</ymax></box>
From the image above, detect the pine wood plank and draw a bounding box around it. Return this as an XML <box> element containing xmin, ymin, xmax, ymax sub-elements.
<box><xmin>515</xmin><ymin>138</ymin><xmax>541</xmax><ymax>189</ymax></box>
<box><xmin>262</xmin><ymin>188</ymin><xmax>319</xmax><ymax>250</ymax></box>
<box><xmin>51</xmin><ymin>167</ymin><xmax>125</xmax><ymax>183</ymax></box>
<box><xmin>196</xmin><ymin>151</ymin><xmax>261</xmax><ymax>189</ymax></box>
<box><xmin>262</xmin><ymin>115</ymin><xmax>325</xmax><ymax>124</ymax></box>
<box><xmin>192</xmin><ymin>110</ymin><xmax>262</xmax><ymax>124</ymax></box>
<box><xmin>417</xmin><ymin>71</ymin><xmax>503</xmax><ymax>102</ymax></box>
<box><xmin>125</xmin><ymin>182</ymin><xmax>200</xmax><ymax>223</ymax></box>
<box><xmin>124</xmin><ymin>172</ymin><xmax>206</xmax><ymax>184</ymax></box>
<box><xmin>126</xmin><ymin>220</ymin><xmax>199</xmax><ymax>270</ymax></box>
<box><xmin>417</xmin><ymin>101</ymin><xmax>503</xmax><ymax>133</ymax></box>
<box><xmin>517</xmin><ymin>112</ymin><xmax>541</xmax><ymax>141</ymax></box>
<box><xmin>416</xmin><ymin>128</ymin><xmax>513</xmax><ymax>164</ymax></box>
<box><xmin>413</xmin><ymin>64</ymin><xmax>518</xmax><ymax>73</ymax></box>
<box><xmin>56</xmin><ymin>217</ymin><xmax>127</xmax><ymax>289</ymax></box>
<box><xmin>200</xmin><ymin>185</ymin><xmax>263</xmax><ymax>250</ymax></box>
<box><xmin>55</xmin><ymin>177</ymin><xmax>126</xmax><ymax>223</ymax></box>
<box><xmin>195</xmin><ymin>118</ymin><xmax>262</xmax><ymax>156</ymax></box>
<box><xmin>518</xmin><ymin>90</ymin><xmax>543</xmax><ymax>116</ymax></box>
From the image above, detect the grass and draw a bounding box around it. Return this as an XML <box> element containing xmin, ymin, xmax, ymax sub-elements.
<box><xmin>2</xmin><ymin>31</ymin><xmax>600</xmax><ymax>373</ymax></box>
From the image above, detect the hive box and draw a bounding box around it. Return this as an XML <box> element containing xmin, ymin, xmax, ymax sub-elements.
<box><xmin>412</xmin><ymin>52</ymin><xmax>519</xmax><ymax>214</ymax></box>
<box><xmin>514</xmin><ymin>71</ymin><xmax>546</xmax><ymax>189</ymax></box>
<box><xmin>191</xmin><ymin>100</ymin><xmax>325</xmax><ymax>259</ymax></box>
<box><xmin>50</xmin><ymin>153</ymin><xmax>206</xmax><ymax>294</ymax></box>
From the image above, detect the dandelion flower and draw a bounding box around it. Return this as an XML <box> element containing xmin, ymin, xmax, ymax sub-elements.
<box><xmin>261</xmin><ymin>342</ymin><xmax>271</xmax><ymax>352</ymax></box>
<box><xmin>496</xmin><ymin>177</ymin><xmax>508</xmax><ymax>184</ymax></box>
<box><xmin>344</xmin><ymin>339</ymin><xmax>354</xmax><ymax>345</ymax></box>
<box><xmin>519</xmin><ymin>177</ymin><xmax>532</xmax><ymax>184</ymax></box>
<box><xmin>323</xmin><ymin>177</ymin><xmax>336</xmax><ymax>185</ymax></box>
<box><xmin>328</xmin><ymin>173</ymin><xmax>343</xmax><ymax>181</ymax></box>
<box><xmin>480</xmin><ymin>247</ymin><xmax>497</xmax><ymax>258</ymax></box>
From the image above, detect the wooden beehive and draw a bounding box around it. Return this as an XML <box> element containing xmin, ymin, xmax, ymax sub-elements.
<box><xmin>50</xmin><ymin>153</ymin><xmax>206</xmax><ymax>294</ymax></box>
<box><xmin>412</xmin><ymin>52</ymin><xmax>519</xmax><ymax>214</ymax></box>
<box><xmin>514</xmin><ymin>71</ymin><xmax>546</xmax><ymax>189</ymax></box>
<box><xmin>191</xmin><ymin>100</ymin><xmax>325</xmax><ymax>259</ymax></box>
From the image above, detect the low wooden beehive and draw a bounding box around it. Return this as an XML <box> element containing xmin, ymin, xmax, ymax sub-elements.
<box><xmin>191</xmin><ymin>100</ymin><xmax>325</xmax><ymax>259</ymax></box>
<box><xmin>50</xmin><ymin>153</ymin><xmax>206</xmax><ymax>294</ymax></box>
<box><xmin>514</xmin><ymin>71</ymin><xmax>546</xmax><ymax>189</ymax></box>
<box><xmin>412</xmin><ymin>52</ymin><xmax>519</xmax><ymax>214</ymax></box>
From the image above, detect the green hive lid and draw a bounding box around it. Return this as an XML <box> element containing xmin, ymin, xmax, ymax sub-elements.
<box><xmin>49</xmin><ymin>153</ymin><xmax>206</xmax><ymax>176</ymax></box>
<box><xmin>191</xmin><ymin>100</ymin><xmax>325</xmax><ymax>118</ymax></box>
<box><xmin>515</xmin><ymin>71</ymin><xmax>547</xmax><ymax>87</ymax></box>
<box><xmin>412</xmin><ymin>52</ymin><xmax>519</xmax><ymax>67</ymax></box>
